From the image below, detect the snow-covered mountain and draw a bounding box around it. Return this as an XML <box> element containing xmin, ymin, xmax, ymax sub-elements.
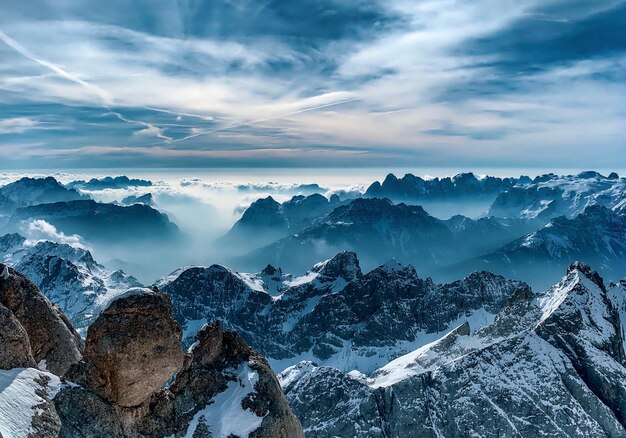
<box><xmin>157</xmin><ymin>251</ymin><xmax>527</xmax><ymax>373</ymax></box>
<box><xmin>443</xmin><ymin>205</ymin><xmax>626</xmax><ymax>289</ymax></box>
<box><xmin>489</xmin><ymin>171</ymin><xmax>625</xmax><ymax>219</ymax></box>
<box><xmin>280</xmin><ymin>262</ymin><xmax>626</xmax><ymax>437</ymax></box>
<box><xmin>0</xmin><ymin>235</ymin><xmax>141</xmax><ymax>333</ymax></box>
<box><xmin>6</xmin><ymin>199</ymin><xmax>181</xmax><ymax>244</ymax></box>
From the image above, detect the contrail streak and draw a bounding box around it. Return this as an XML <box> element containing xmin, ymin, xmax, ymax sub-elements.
<box><xmin>164</xmin><ymin>97</ymin><xmax>360</xmax><ymax>145</ymax></box>
<box><xmin>0</xmin><ymin>30</ymin><xmax>113</xmax><ymax>105</ymax></box>
<box><xmin>0</xmin><ymin>29</ymin><xmax>177</xmax><ymax>141</ymax></box>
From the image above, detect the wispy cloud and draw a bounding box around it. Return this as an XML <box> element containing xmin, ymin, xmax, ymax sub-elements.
<box><xmin>0</xmin><ymin>0</ymin><xmax>624</xmax><ymax>168</ymax></box>
<box><xmin>0</xmin><ymin>117</ymin><xmax>39</xmax><ymax>134</ymax></box>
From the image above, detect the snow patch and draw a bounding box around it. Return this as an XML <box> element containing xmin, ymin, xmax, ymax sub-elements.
<box><xmin>183</xmin><ymin>364</ymin><xmax>264</xmax><ymax>438</ymax></box>
<box><xmin>0</xmin><ymin>368</ymin><xmax>61</xmax><ymax>438</ymax></box>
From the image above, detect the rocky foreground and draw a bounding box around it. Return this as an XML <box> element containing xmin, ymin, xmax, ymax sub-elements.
<box><xmin>0</xmin><ymin>266</ymin><xmax>303</xmax><ymax>438</ymax></box>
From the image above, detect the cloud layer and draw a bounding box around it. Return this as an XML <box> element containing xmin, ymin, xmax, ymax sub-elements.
<box><xmin>0</xmin><ymin>0</ymin><xmax>624</xmax><ymax>168</ymax></box>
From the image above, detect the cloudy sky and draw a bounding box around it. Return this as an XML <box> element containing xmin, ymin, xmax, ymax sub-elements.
<box><xmin>0</xmin><ymin>0</ymin><xmax>624</xmax><ymax>168</ymax></box>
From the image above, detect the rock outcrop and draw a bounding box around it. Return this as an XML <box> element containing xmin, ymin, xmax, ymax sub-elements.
<box><xmin>0</xmin><ymin>267</ymin><xmax>302</xmax><ymax>437</ymax></box>
<box><xmin>0</xmin><ymin>302</ymin><xmax>36</xmax><ymax>370</ymax></box>
<box><xmin>56</xmin><ymin>289</ymin><xmax>303</xmax><ymax>437</ymax></box>
<box><xmin>133</xmin><ymin>322</ymin><xmax>304</xmax><ymax>438</ymax></box>
<box><xmin>72</xmin><ymin>289</ymin><xmax>185</xmax><ymax>407</ymax></box>
<box><xmin>0</xmin><ymin>264</ymin><xmax>82</xmax><ymax>376</ymax></box>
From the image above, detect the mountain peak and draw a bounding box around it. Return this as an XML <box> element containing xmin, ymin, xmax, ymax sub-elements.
<box><xmin>260</xmin><ymin>264</ymin><xmax>281</xmax><ymax>277</ymax></box>
<box><xmin>383</xmin><ymin>173</ymin><xmax>398</xmax><ymax>183</ymax></box>
<box><xmin>567</xmin><ymin>261</ymin><xmax>605</xmax><ymax>290</ymax></box>
<box><xmin>310</xmin><ymin>251</ymin><xmax>362</xmax><ymax>282</ymax></box>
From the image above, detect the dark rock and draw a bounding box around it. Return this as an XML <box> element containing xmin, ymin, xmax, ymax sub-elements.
<box><xmin>8</xmin><ymin>200</ymin><xmax>180</xmax><ymax>244</ymax></box>
<box><xmin>0</xmin><ymin>302</ymin><xmax>36</xmax><ymax>369</ymax></box>
<box><xmin>133</xmin><ymin>322</ymin><xmax>304</xmax><ymax>438</ymax></box>
<box><xmin>0</xmin><ymin>265</ymin><xmax>82</xmax><ymax>376</ymax></box>
<box><xmin>55</xmin><ymin>386</ymin><xmax>125</xmax><ymax>437</ymax></box>
<box><xmin>161</xmin><ymin>252</ymin><xmax>527</xmax><ymax>373</ymax></box>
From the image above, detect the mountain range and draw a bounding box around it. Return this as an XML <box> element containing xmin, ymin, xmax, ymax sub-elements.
<box><xmin>157</xmin><ymin>251</ymin><xmax>528</xmax><ymax>373</ymax></box>
<box><xmin>279</xmin><ymin>262</ymin><xmax>626</xmax><ymax>437</ymax></box>
<box><xmin>67</xmin><ymin>175</ymin><xmax>153</xmax><ymax>191</ymax></box>
<box><xmin>221</xmin><ymin>193</ymin><xmax>343</xmax><ymax>251</ymax></box>
<box><xmin>488</xmin><ymin>171</ymin><xmax>625</xmax><ymax>219</ymax></box>
<box><xmin>365</xmin><ymin>172</ymin><xmax>528</xmax><ymax>201</ymax></box>
<box><xmin>235</xmin><ymin>198</ymin><xmax>539</xmax><ymax>280</ymax></box>
<box><xmin>442</xmin><ymin>205</ymin><xmax>626</xmax><ymax>288</ymax></box>
<box><xmin>230</xmin><ymin>172</ymin><xmax>625</xmax><ymax>288</ymax></box>
<box><xmin>0</xmin><ymin>177</ymin><xmax>87</xmax><ymax>219</ymax></box>
<box><xmin>7</xmin><ymin>199</ymin><xmax>181</xmax><ymax>244</ymax></box>
<box><xmin>1</xmin><ymin>170</ymin><xmax>625</xmax><ymax>437</ymax></box>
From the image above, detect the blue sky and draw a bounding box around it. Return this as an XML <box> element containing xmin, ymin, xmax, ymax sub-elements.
<box><xmin>0</xmin><ymin>0</ymin><xmax>624</xmax><ymax>168</ymax></box>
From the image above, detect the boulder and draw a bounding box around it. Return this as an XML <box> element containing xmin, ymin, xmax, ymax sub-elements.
<box><xmin>80</xmin><ymin>289</ymin><xmax>185</xmax><ymax>407</ymax></box>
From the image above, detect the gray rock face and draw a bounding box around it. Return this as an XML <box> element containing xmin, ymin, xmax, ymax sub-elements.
<box><xmin>281</xmin><ymin>263</ymin><xmax>626</xmax><ymax>437</ymax></box>
<box><xmin>0</xmin><ymin>302</ymin><xmax>36</xmax><ymax>369</ymax></box>
<box><xmin>134</xmin><ymin>322</ymin><xmax>304</xmax><ymax>438</ymax></box>
<box><xmin>160</xmin><ymin>252</ymin><xmax>527</xmax><ymax>373</ymax></box>
<box><xmin>0</xmin><ymin>265</ymin><xmax>82</xmax><ymax>376</ymax></box>
<box><xmin>54</xmin><ymin>386</ymin><xmax>125</xmax><ymax>438</ymax></box>
<box><xmin>78</xmin><ymin>289</ymin><xmax>185</xmax><ymax>407</ymax></box>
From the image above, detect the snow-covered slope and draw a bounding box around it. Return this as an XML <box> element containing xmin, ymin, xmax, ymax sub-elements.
<box><xmin>281</xmin><ymin>262</ymin><xmax>626</xmax><ymax>437</ymax></box>
<box><xmin>489</xmin><ymin>171</ymin><xmax>625</xmax><ymax>219</ymax></box>
<box><xmin>0</xmin><ymin>368</ymin><xmax>62</xmax><ymax>438</ymax></box>
<box><xmin>158</xmin><ymin>251</ymin><xmax>527</xmax><ymax>374</ymax></box>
